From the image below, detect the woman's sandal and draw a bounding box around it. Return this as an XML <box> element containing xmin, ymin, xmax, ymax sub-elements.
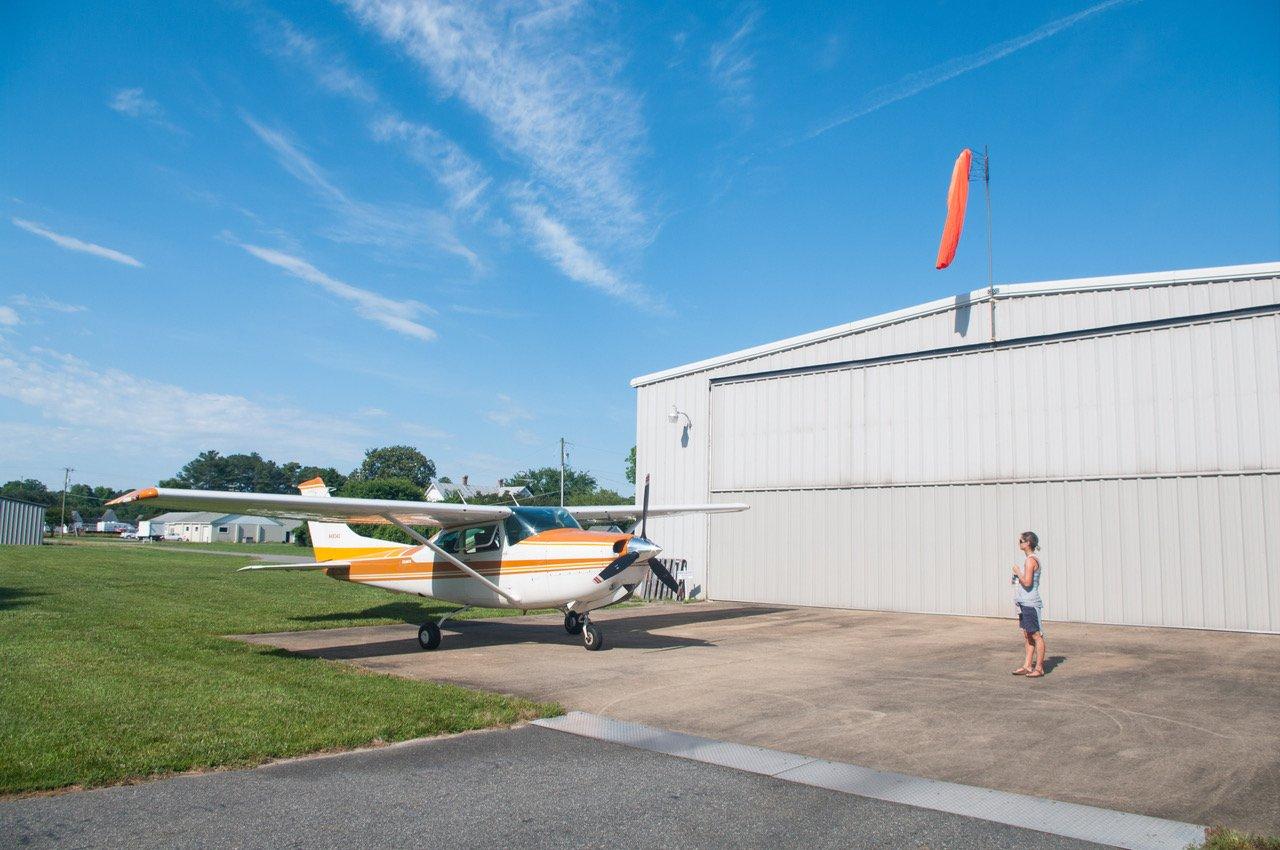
<box><xmin>1026</xmin><ymin>669</ymin><xmax>1045</xmax><ymax>678</ymax></box>
<box><xmin>1012</xmin><ymin>667</ymin><xmax>1031</xmax><ymax>675</ymax></box>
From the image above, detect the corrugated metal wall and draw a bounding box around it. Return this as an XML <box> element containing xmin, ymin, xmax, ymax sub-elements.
<box><xmin>709</xmin><ymin>475</ymin><xmax>1279</xmax><ymax>632</ymax></box>
<box><xmin>634</xmin><ymin>266</ymin><xmax>1280</xmax><ymax>631</ymax></box>
<box><xmin>0</xmin><ymin>498</ymin><xmax>45</xmax><ymax>546</ymax></box>
<box><xmin>711</xmin><ymin>311</ymin><xmax>1280</xmax><ymax>489</ymax></box>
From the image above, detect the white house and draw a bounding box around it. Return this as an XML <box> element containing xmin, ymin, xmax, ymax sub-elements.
<box><xmin>425</xmin><ymin>476</ymin><xmax>532</xmax><ymax>502</ymax></box>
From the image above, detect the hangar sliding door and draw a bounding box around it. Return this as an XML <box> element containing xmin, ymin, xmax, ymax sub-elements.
<box><xmin>706</xmin><ymin>309</ymin><xmax>1280</xmax><ymax>632</ymax></box>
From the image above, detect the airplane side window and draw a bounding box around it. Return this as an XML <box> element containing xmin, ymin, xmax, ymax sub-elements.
<box><xmin>462</xmin><ymin>525</ymin><xmax>500</xmax><ymax>554</ymax></box>
<box><xmin>435</xmin><ymin>530</ymin><xmax>460</xmax><ymax>553</ymax></box>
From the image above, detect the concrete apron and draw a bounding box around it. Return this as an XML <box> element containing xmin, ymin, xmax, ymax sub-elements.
<box><xmin>237</xmin><ymin>601</ymin><xmax>1280</xmax><ymax>834</ymax></box>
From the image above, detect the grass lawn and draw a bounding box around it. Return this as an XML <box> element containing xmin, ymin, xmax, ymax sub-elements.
<box><xmin>0</xmin><ymin>544</ymin><xmax>560</xmax><ymax>794</ymax></box>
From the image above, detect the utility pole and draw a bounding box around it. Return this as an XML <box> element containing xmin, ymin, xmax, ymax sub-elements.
<box><xmin>559</xmin><ymin>438</ymin><xmax>566</xmax><ymax>507</ymax></box>
<box><xmin>60</xmin><ymin>467</ymin><xmax>74</xmax><ymax>536</ymax></box>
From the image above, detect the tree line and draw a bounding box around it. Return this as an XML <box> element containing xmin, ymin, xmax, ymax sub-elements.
<box><xmin>2</xmin><ymin>443</ymin><xmax>636</xmax><ymax>542</ymax></box>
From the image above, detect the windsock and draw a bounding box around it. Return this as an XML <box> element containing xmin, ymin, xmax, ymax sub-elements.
<box><xmin>935</xmin><ymin>148</ymin><xmax>973</xmax><ymax>270</ymax></box>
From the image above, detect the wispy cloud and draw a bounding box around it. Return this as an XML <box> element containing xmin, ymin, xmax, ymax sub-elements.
<box><xmin>341</xmin><ymin>0</ymin><xmax>651</xmax><ymax>303</ymax></box>
<box><xmin>0</xmin><ymin>307</ymin><xmax>19</xmax><ymax>327</ymax></box>
<box><xmin>371</xmin><ymin>115</ymin><xmax>491</xmax><ymax>215</ymax></box>
<box><xmin>11</xmin><ymin>218</ymin><xmax>143</xmax><ymax>267</ymax></box>
<box><xmin>0</xmin><ymin>347</ymin><xmax>367</xmax><ymax>467</ymax></box>
<box><xmin>240</xmin><ymin>243</ymin><xmax>438</xmax><ymax>341</ymax></box>
<box><xmin>709</xmin><ymin>4</ymin><xmax>762</xmax><ymax>111</ymax></box>
<box><xmin>804</xmin><ymin>0</ymin><xmax>1133</xmax><ymax>142</ymax></box>
<box><xmin>10</xmin><ymin>294</ymin><xmax>87</xmax><ymax>314</ymax></box>
<box><xmin>485</xmin><ymin>394</ymin><xmax>533</xmax><ymax>428</ymax></box>
<box><xmin>510</xmin><ymin>199</ymin><xmax>662</xmax><ymax>311</ymax></box>
<box><xmin>271</xmin><ymin>18</ymin><xmax>379</xmax><ymax>103</ymax></box>
<box><xmin>108</xmin><ymin>87</ymin><xmax>185</xmax><ymax>134</ymax></box>
<box><xmin>242</xmin><ymin>114</ymin><xmax>480</xmax><ymax>268</ymax></box>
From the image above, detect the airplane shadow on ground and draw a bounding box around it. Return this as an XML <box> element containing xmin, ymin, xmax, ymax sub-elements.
<box><xmin>0</xmin><ymin>586</ymin><xmax>45</xmax><ymax>611</ymax></box>
<box><xmin>290</xmin><ymin>601</ymin><xmax>448</xmax><ymax>626</ymax></box>
<box><xmin>273</xmin><ymin>603</ymin><xmax>794</xmax><ymax>657</ymax></box>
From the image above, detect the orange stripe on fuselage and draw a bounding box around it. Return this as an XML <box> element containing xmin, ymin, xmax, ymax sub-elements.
<box><xmin>524</xmin><ymin>528</ymin><xmax>630</xmax><ymax>546</ymax></box>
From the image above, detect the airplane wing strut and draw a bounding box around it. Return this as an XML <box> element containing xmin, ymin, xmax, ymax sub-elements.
<box><xmin>381</xmin><ymin>514</ymin><xmax>522</xmax><ymax>606</ymax></box>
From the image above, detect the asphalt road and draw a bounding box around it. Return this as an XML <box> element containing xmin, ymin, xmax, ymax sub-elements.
<box><xmin>1</xmin><ymin>725</ymin><xmax>1102</xmax><ymax>850</ymax></box>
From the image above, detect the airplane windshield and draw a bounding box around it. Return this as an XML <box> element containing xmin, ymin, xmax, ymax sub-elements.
<box><xmin>505</xmin><ymin>507</ymin><xmax>581</xmax><ymax>545</ymax></box>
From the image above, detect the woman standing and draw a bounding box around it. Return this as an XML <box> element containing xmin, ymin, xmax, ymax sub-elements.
<box><xmin>1012</xmin><ymin>531</ymin><xmax>1046</xmax><ymax>678</ymax></box>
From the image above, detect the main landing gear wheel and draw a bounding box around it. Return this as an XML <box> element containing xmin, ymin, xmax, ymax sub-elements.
<box><xmin>564</xmin><ymin>611</ymin><xmax>584</xmax><ymax>635</ymax></box>
<box><xmin>417</xmin><ymin>621</ymin><xmax>441</xmax><ymax>651</ymax></box>
<box><xmin>582</xmin><ymin>622</ymin><xmax>604</xmax><ymax>651</ymax></box>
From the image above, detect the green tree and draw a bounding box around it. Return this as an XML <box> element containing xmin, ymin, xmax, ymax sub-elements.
<box><xmin>338</xmin><ymin>478</ymin><xmax>424</xmax><ymax>502</ymax></box>
<box><xmin>505</xmin><ymin>466</ymin><xmax>603</xmax><ymax>506</ymax></box>
<box><xmin>338</xmin><ymin>477</ymin><xmax>433</xmax><ymax>544</ymax></box>
<box><xmin>625</xmin><ymin>446</ymin><xmax>636</xmax><ymax>485</ymax></box>
<box><xmin>349</xmin><ymin>445</ymin><xmax>435</xmax><ymax>488</ymax></box>
<box><xmin>161</xmin><ymin>451</ymin><xmax>292</xmax><ymax>493</ymax></box>
<box><xmin>1</xmin><ymin>479</ymin><xmax>54</xmax><ymax>506</ymax></box>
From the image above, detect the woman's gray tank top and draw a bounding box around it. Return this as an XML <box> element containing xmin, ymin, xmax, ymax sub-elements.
<box><xmin>1014</xmin><ymin>553</ymin><xmax>1043</xmax><ymax>607</ymax></box>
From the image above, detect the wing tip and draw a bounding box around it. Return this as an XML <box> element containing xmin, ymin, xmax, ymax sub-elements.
<box><xmin>107</xmin><ymin>486</ymin><xmax>158</xmax><ymax>506</ymax></box>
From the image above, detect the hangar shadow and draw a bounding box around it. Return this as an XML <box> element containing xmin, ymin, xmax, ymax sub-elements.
<box><xmin>272</xmin><ymin>603</ymin><xmax>793</xmax><ymax>657</ymax></box>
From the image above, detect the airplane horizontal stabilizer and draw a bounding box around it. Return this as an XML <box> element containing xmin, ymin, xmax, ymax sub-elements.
<box><xmin>237</xmin><ymin>561</ymin><xmax>348</xmax><ymax>572</ymax></box>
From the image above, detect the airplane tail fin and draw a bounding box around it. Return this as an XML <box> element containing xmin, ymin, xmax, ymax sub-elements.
<box><xmin>298</xmin><ymin>477</ymin><xmax>407</xmax><ymax>561</ymax></box>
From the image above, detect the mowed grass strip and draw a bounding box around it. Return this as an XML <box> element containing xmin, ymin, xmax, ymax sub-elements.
<box><xmin>0</xmin><ymin>545</ymin><xmax>560</xmax><ymax>793</ymax></box>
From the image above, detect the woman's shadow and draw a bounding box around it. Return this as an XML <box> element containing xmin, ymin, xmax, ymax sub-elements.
<box><xmin>1042</xmin><ymin>655</ymin><xmax>1068</xmax><ymax>675</ymax></box>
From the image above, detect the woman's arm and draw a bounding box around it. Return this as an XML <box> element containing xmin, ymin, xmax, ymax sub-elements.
<box><xmin>1018</xmin><ymin>555</ymin><xmax>1039</xmax><ymax>589</ymax></box>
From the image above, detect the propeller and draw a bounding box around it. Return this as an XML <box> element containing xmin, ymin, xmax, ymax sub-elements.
<box><xmin>592</xmin><ymin>474</ymin><xmax>681</xmax><ymax>595</ymax></box>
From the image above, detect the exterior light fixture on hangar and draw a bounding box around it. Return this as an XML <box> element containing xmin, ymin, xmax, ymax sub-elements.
<box><xmin>631</xmin><ymin>262</ymin><xmax>1280</xmax><ymax>634</ymax></box>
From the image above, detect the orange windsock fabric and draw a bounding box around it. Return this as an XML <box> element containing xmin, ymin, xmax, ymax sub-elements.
<box><xmin>935</xmin><ymin>148</ymin><xmax>972</xmax><ymax>269</ymax></box>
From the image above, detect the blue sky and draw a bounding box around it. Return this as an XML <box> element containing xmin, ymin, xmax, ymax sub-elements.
<box><xmin>2</xmin><ymin>0</ymin><xmax>1277</xmax><ymax>495</ymax></box>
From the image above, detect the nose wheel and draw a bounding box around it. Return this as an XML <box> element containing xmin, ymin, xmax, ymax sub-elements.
<box><xmin>582</xmin><ymin>622</ymin><xmax>604</xmax><ymax>651</ymax></box>
<box><xmin>565</xmin><ymin>609</ymin><xmax>605</xmax><ymax>650</ymax></box>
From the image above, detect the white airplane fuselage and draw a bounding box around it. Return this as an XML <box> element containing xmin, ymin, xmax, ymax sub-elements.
<box><xmin>318</xmin><ymin>527</ymin><xmax>660</xmax><ymax>612</ymax></box>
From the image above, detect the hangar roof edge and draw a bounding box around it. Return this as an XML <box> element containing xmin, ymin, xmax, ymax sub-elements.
<box><xmin>630</xmin><ymin>261</ymin><xmax>1280</xmax><ymax>388</ymax></box>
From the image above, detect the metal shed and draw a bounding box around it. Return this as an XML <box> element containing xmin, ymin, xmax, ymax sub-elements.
<box><xmin>632</xmin><ymin>262</ymin><xmax>1280</xmax><ymax>633</ymax></box>
<box><xmin>0</xmin><ymin>496</ymin><xmax>45</xmax><ymax>546</ymax></box>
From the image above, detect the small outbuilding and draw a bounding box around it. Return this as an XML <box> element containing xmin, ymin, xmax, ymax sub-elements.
<box><xmin>0</xmin><ymin>496</ymin><xmax>45</xmax><ymax>545</ymax></box>
<box><xmin>146</xmin><ymin>511</ymin><xmax>301</xmax><ymax>544</ymax></box>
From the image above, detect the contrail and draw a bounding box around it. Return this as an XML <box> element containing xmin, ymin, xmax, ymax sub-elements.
<box><xmin>800</xmin><ymin>0</ymin><xmax>1135</xmax><ymax>144</ymax></box>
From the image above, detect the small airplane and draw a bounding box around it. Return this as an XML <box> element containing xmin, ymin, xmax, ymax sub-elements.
<box><xmin>108</xmin><ymin>475</ymin><xmax>746</xmax><ymax>651</ymax></box>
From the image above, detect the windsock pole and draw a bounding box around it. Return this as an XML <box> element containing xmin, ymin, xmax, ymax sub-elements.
<box><xmin>983</xmin><ymin>146</ymin><xmax>995</xmax><ymax>342</ymax></box>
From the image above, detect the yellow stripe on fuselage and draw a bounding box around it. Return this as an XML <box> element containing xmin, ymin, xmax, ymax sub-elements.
<box><xmin>314</xmin><ymin>545</ymin><xmax>412</xmax><ymax>562</ymax></box>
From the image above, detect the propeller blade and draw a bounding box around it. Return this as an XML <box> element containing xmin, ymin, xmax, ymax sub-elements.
<box><xmin>648</xmin><ymin>558</ymin><xmax>680</xmax><ymax>594</ymax></box>
<box><xmin>593</xmin><ymin>551</ymin><xmax>639</xmax><ymax>584</ymax></box>
<box><xmin>640</xmin><ymin>473</ymin><xmax>651</xmax><ymax>539</ymax></box>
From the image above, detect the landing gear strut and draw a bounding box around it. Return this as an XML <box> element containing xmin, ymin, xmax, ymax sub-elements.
<box><xmin>417</xmin><ymin>606</ymin><xmax>471</xmax><ymax>651</ymax></box>
<box><xmin>564</xmin><ymin>611</ymin><xmax>584</xmax><ymax>635</ymax></box>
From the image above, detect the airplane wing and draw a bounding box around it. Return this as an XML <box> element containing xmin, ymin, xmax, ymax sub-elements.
<box><xmin>107</xmin><ymin>487</ymin><xmax>511</xmax><ymax>527</ymax></box>
<box><xmin>566</xmin><ymin>503</ymin><xmax>749</xmax><ymax>524</ymax></box>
